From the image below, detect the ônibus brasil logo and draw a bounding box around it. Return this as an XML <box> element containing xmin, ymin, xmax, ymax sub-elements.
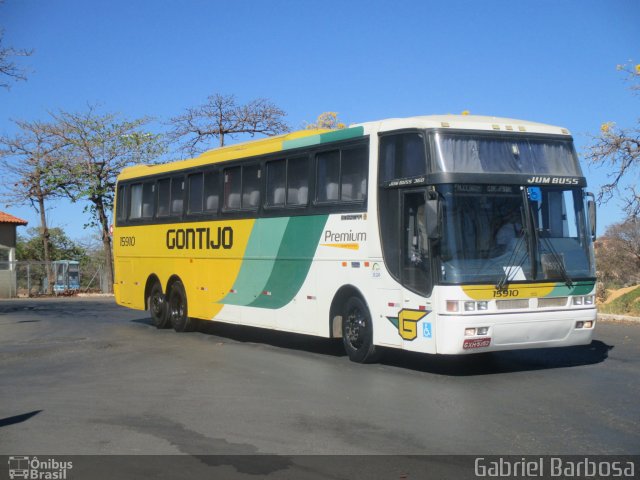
<box><xmin>8</xmin><ymin>456</ymin><xmax>73</xmax><ymax>479</ymax></box>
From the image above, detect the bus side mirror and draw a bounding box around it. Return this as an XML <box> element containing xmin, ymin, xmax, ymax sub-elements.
<box><xmin>587</xmin><ymin>197</ymin><xmax>596</xmax><ymax>241</ymax></box>
<box><xmin>425</xmin><ymin>197</ymin><xmax>440</xmax><ymax>240</ymax></box>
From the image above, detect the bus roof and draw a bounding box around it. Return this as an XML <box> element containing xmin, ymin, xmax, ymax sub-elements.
<box><xmin>356</xmin><ymin>114</ymin><xmax>571</xmax><ymax>136</ymax></box>
<box><xmin>118</xmin><ymin>115</ymin><xmax>571</xmax><ymax>181</ymax></box>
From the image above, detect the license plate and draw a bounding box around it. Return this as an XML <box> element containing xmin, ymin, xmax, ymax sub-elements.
<box><xmin>463</xmin><ymin>337</ymin><xmax>491</xmax><ymax>350</ymax></box>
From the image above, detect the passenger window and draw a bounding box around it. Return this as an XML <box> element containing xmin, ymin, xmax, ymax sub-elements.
<box><xmin>157</xmin><ymin>178</ymin><xmax>171</xmax><ymax>217</ymax></box>
<box><xmin>287</xmin><ymin>157</ymin><xmax>309</xmax><ymax>205</ymax></box>
<box><xmin>224</xmin><ymin>166</ymin><xmax>242</xmax><ymax>209</ymax></box>
<box><xmin>116</xmin><ymin>185</ymin><xmax>126</xmax><ymax>222</ymax></box>
<box><xmin>267</xmin><ymin>160</ymin><xmax>286</xmax><ymax>206</ymax></box>
<box><xmin>129</xmin><ymin>184</ymin><xmax>143</xmax><ymax>219</ymax></box>
<box><xmin>341</xmin><ymin>146</ymin><xmax>367</xmax><ymax>201</ymax></box>
<box><xmin>188</xmin><ymin>173</ymin><xmax>204</xmax><ymax>214</ymax></box>
<box><xmin>242</xmin><ymin>164</ymin><xmax>261</xmax><ymax>209</ymax></box>
<box><xmin>316</xmin><ymin>150</ymin><xmax>340</xmax><ymax>202</ymax></box>
<box><xmin>129</xmin><ymin>182</ymin><xmax>155</xmax><ymax>219</ymax></box>
<box><xmin>170</xmin><ymin>177</ymin><xmax>184</xmax><ymax>216</ymax></box>
<box><xmin>316</xmin><ymin>146</ymin><xmax>368</xmax><ymax>203</ymax></box>
<box><xmin>204</xmin><ymin>170</ymin><xmax>220</xmax><ymax>213</ymax></box>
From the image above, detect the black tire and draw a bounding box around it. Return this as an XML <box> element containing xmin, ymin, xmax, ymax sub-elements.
<box><xmin>342</xmin><ymin>296</ymin><xmax>380</xmax><ymax>363</ymax></box>
<box><xmin>168</xmin><ymin>280</ymin><xmax>195</xmax><ymax>332</ymax></box>
<box><xmin>148</xmin><ymin>282</ymin><xmax>170</xmax><ymax>329</ymax></box>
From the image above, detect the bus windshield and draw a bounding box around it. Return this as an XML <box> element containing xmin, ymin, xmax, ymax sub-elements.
<box><xmin>438</xmin><ymin>184</ymin><xmax>595</xmax><ymax>284</ymax></box>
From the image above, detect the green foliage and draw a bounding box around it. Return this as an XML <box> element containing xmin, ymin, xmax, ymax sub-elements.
<box><xmin>599</xmin><ymin>286</ymin><xmax>640</xmax><ymax>316</ymax></box>
<box><xmin>17</xmin><ymin>227</ymin><xmax>88</xmax><ymax>263</ymax></box>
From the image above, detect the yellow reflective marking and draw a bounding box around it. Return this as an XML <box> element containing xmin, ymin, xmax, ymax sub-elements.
<box><xmin>320</xmin><ymin>243</ymin><xmax>360</xmax><ymax>250</ymax></box>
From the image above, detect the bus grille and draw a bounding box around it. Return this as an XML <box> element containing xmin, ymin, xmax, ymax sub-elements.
<box><xmin>537</xmin><ymin>297</ymin><xmax>568</xmax><ymax>308</ymax></box>
<box><xmin>496</xmin><ymin>299</ymin><xmax>529</xmax><ymax>310</ymax></box>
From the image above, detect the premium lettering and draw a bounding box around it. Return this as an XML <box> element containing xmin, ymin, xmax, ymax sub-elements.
<box><xmin>166</xmin><ymin>227</ymin><xmax>233</xmax><ymax>250</ymax></box>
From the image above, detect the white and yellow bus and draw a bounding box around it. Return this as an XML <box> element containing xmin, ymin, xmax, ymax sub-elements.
<box><xmin>113</xmin><ymin>115</ymin><xmax>597</xmax><ymax>362</ymax></box>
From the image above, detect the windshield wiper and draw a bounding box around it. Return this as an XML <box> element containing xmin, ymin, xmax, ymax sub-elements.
<box><xmin>495</xmin><ymin>232</ymin><xmax>528</xmax><ymax>290</ymax></box>
<box><xmin>539</xmin><ymin>236</ymin><xmax>574</xmax><ymax>287</ymax></box>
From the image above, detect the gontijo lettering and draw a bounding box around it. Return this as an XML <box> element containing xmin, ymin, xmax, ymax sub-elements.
<box><xmin>166</xmin><ymin>226</ymin><xmax>233</xmax><ymax>250</ymax></box>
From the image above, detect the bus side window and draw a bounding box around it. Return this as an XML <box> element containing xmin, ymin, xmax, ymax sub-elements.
<box><xmin>341</xmin><ymin>146</ymin><xmax>368</xmax><ymax>201</ymax></box>
<box><xmin>316</xmin><ymin>150</ymin><xmax>340</xmax><ymax>202</ymax></box>
<box><xmin>188</xmin><ymin>173</ymin><xmax>204</xmax><ymax>214</ymax></box>
<box><xmin>157</xmin><ymin>178</ymin><xmax>170</xmax><ymax>217</ymax></box>
<box><xmin>204</xmin><ymin>170</ymin><xmax>220</xmax><ymax>213</ymax></box>
<box><xmin>242</xmin><ymin>164</ymin><xmax>261</xmax><ymax>209</ymax></box>
<box><xmin>170</xmin><ymin>177</ymin><xmax>184</xmax><ymax>216</ymax></box>
<box><xmin>116</xmin><ymin>185</ymin><xmax>126</xmax><ymax>222</ymax></box>
<box><xmin>224</xmin><ymin>166</ymin><xmax>242</xmax><ymax>209</ymax></box>
<box><xmin>141</xmin><ymin>182</ymin><xmax>155</xmax><ymax>218</ymax></box>
<box><xmin>379</xmin><ymin>132</ymin><xmax>427</xmax><ymax>182</ymax></box>
<box><xmin>266</xmin><ymin>160</ymin><xmax>286</xmax><ymax>206</ymax></box>
<box><xmin>287</xmin><ymin>156</ymin><xmax>309</xmax><ymax>205</ymax></box>
<box><xmin>129</xmin><ymin>183</ymin><xmax>143</xmax><ymax>219</ymax></box>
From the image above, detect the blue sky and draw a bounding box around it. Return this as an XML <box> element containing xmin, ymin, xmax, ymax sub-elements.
<box><xmin>1</xmin><ymin>0</ymin><xmax>639</xmax><ymax>240</ymax></box>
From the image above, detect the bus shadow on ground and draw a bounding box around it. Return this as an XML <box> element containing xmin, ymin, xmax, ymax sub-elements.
<box><xmin>380</xmin><ymin>341</ymin><xmax>613</xmax><ymax>376</ymax></box>
<box><xmin>132</xmin><ymin>318</ymin><xmax>612</xmax><ymax>375</ymax></box>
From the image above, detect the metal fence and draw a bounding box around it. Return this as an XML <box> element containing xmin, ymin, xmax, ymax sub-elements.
<box><xmin>1</xmin><ymin>260</ymin><xmax>110</xmax><ymax>297</ymax></box>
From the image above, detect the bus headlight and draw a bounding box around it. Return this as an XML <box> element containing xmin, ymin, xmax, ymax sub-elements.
<box><xmin>464</xmin><ymin>301</ymin><xmax>476</xmax><ymax>311</ymax></box>
<box><xmin>573</xmin><ymin>295</ymin><xmax>595</xmax><ymax>306</ymax></box>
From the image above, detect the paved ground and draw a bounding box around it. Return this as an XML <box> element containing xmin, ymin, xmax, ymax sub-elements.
<box><xmin>0</xmin><ymin>297</ymin><xmax>639</xmax><ymax>461</ymax></box>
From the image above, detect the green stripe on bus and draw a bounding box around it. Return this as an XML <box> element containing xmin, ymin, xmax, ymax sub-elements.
<box><xmin>249</xmin><ymin>215</ymin><xmax>328</xmax><ymax>309</ymax></box>
<box><xmin>220</xmin><ymin>217</ymin><xmax>290</xmax><ymax>306</ymax></box>
<box><xmin>548</xmin><ymin>280</ymin><xmax>595</xmax><ymax>297</ymax></box>
<box><xmin>281</xmin><ymin>126</ymin><xmax>364</xmax><ymax>151</ymax></box>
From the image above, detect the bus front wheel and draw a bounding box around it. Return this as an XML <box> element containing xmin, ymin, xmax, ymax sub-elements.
<box><xmin>168</xmin><ymin>281</ymin><xmax>195</xmax><ymax>332</ymax></box>
<box><xmin>149</xmin><ymin>282</ymin><xmax>170</xmax><ymax>329</ymax></box>
<box><xmin>342</xmin><ymin>296</ymin><xmax>380</xmax><ymax>363</ymax></box>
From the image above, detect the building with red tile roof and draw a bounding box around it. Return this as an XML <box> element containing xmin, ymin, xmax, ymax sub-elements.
<box><xmin>0</xmin><ymin>210</ymin><xmax>28</xmax><ymax>297</ymax></box>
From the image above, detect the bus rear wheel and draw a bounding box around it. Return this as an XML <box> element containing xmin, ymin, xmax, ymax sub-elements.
<box><xmin>149</xmin><ymin>282</ymin><xmax>170</xmax><ymax>329</ymax></box>
<box><xmin>168</xmin><ymin>281</ymin><xmax>195</xmax><ymax>332</ymax></box>
<box><xmin>342</xmin><ymin>296</ymin><xmax>380</xmax><ymax>363</ymax></box>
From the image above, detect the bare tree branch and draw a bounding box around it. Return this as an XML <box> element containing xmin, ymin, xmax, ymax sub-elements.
<box><xmin>167</xmin><ymin>93</ymin><xmax>289</xmax><ymax>156</ymax></box>
<box><xmin>0</xmin><ymin>27</ymin><xmax>33</xmax><ymax>89</ymax></box>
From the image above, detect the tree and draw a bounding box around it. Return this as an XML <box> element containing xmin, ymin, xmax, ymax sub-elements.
<box><xmin>17</xmin><ymin>227</ymin><xmax>88</xmax><ymax>263</ymax></box>
<box><xmin>0</xmin><ymin>119</ymin><xmax>72</xmax><ymax>292</ymax></box>
<box><xmin>168</xmin><ymin>93</ymin><xmax>289</xmax><ymax>156</ymax></box>
<box><xmin>305</xmin><ymin>112</ymin><xmax>347</xmax><ymax>130</ymax></box>
<box><xmin>587</xmin><ymin>63</ymin><xmax>640</xmax><ymax>218</ymax></box>
<box><xmin>0</xmin><ymin>0</ymin><xmax>33</xmax><ymax>89</ymax></box>
<box><xmin>595</xmin><ymin>217</ymin><xmax>640</xmax><ymax>288</ymax></box>
<box><xmin>50</xmin><ymin>105</ymin><xmax>166</xmax><ymax>292</ymax></box>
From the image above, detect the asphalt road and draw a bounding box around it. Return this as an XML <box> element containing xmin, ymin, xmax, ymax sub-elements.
<box><xmin>0</xmin><ymin>297</ymin><xmax>638</xmax><ymax>476</ymax></box>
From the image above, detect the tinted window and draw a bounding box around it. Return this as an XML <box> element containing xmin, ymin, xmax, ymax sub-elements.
<box><xmin>204</xmin><ymin>170</ymin><xmax>220</xmax><ymax>213</ymax></box>
<box><xmin>341</xmin><ymin>146</ymin><xmax>368</xmax><ymax>201</ymax></box>
<box><xmin>267</xmin><ymin>160</ymin><xmax>286</xmax><ymax>206</ymax></box>
<box><xmin>170</xmin><ymin>177</ymin><xmax>184</xmax><ymax>216</ymax></box>
<box><xmin>317</xmin><ymin>147</ymin><xmax>368</xmax><ymax>203</ymax></box>
<box><xmin>157</xmin><ymin>178</ymin><xmax>171</xmax><ymax>217</ymax></box>
<box><xmin>224</xmin><ymin>166</ymin><xmax>242</xmax><ymax>209</ymax></box>
<box><xmin>188</xmin><ymin>173</ymin><xmax>204</xmax><ymax>214</ymax></box>
<box><xmin>116</xmin><ymin>185</ymin><xmax>126</xmax><ymax>222</ymax></box>
<box><xmin>129</xmin><ymin>182</ymin><xmax>154</xmax><ymax>219</ymax></box>
<box><xmin>287</xmin><ymin>157</ymin><xmax>309</xmax><ymax>205</ymax></box>
<box><xmin>379</xmin><ymin>132</ymin><xmax>426</xmax><ymax>182</ymax></box>
<box><xmin>242</xmin><ymin>164</ymin><xmax>261</xmax><ymax>209</ymax></box>
<box><xmin>316</xmin><ymin>150</ymin><xmax>340</xmax><ymax>202</ymax></box>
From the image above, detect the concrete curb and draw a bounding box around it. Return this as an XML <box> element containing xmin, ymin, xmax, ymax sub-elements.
<box><xmin>598</xmin><ymin>313</ymin><xmax>640</xmax><ymax>324</ymax></box>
